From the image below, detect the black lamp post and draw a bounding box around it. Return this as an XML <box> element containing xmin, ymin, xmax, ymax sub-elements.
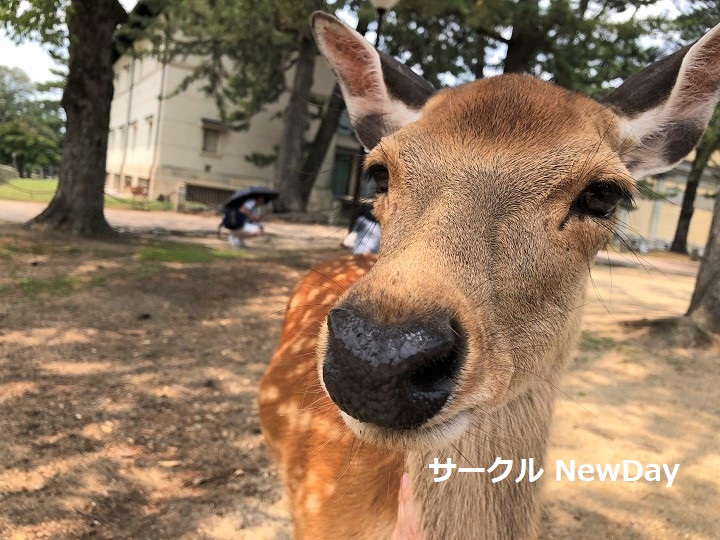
<box><xmin>370</xmin><ymin>0</ymin><xmax>400</xmax><ymax>47</ymax></box>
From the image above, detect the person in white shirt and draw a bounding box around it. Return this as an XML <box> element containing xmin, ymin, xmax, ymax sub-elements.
<box><xmin>342</xmin><ymin>206</ymin><xmax>380</xmax><ymax>254</ymax></box>
<box><xmin>350</xmin><ymin>214</ymin><xmax>380</xmax><ymax>254</ymax></box>
<box><xmin>228</xmin><ymin>196</ymin><xmax>266</xmax><ymax>247</ymax></box>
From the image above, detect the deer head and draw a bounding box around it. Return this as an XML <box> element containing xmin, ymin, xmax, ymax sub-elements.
<box><xmin>312</xmin><ymin>12</ymin><xmax>720</xmax><ymax>449</ymax></box>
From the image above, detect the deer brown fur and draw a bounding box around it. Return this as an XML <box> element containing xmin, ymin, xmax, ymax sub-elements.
<box><xmin>260</xmin><ymin>13</ymin><xmax>720</xmax><ymax>539</ymax></box>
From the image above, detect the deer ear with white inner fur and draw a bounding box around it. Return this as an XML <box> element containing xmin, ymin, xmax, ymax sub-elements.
<box><xmin>311</xmin><ymin>12</ymin><xmax>435</xmax><ymax>149</ymax></box>
<box><xmin>604</xmin><ymin>23</ymin><xmax>720</xmax><ymax>179</ymax></box>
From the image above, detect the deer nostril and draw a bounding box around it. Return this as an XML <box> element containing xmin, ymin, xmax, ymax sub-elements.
<box><xmin>409</xmin><ymin>343</ymin><xmax>462</xmax><ymax>396</ymax></box>
<box><xmin>324</xmin><ymin>308</ymin><xmax>464</xmax><ymax>430</ymax></box>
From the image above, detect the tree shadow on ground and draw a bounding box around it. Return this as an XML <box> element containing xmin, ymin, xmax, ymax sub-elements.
<box><xmin>0</xmin><ymin>226</ymin><xmax>303</xmax><ymax>538</ymax></box>
<box><xmin>1</xmin><ymin>225</ymin><xmax>717</xmax><ymax>538</ymax></box>
<box><xmin>539</xmin><ymin>324</ymin><xmax>720</xmax><ymax>539</ymax></box>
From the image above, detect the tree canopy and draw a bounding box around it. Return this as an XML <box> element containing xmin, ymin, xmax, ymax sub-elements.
<box><xmin>0</xmin><ymin>65</ymin><xmax>62</xmax><ymax>177</ymax></box>
<box><xmin>0</xmin><ymin>66</ymin><xmax>35</xmax><ymax>122</ymax></box>
<box><xmin>143</xmin><ymin>0</ymin><xmax>672</xmax><ymax>211</ymax></box>
<box><xmin>379</xmin><ymin>0</ymin><xmax>665</xmax><ymax>97</ymax></box>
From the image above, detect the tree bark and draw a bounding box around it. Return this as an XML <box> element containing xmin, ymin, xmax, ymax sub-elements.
<box><xmin>686</xmin><ymin>192</ymin><xmax>720</xmax><ymax>334</ymax></box>
<box><xmin>273</xmin><ymin>35</ymin><xmax>316</xmax><ymax>212</ymax></box>
<box><xmin>298</xmin><ymin>83</ymin><xmax>343</xmax><ymax>210</ymax></box>
<box><xmin>296</xmin><ymin>16</ymin><xmax>371</xmax><ymax>210</ymax></box>
<box><xmin>503</xmin><ymin>1</ymin><xmax>542</xmax><ymax>74</ymax></box>
<box><xmin>28</xmin><ymin>0</ymin><xmax>127</xmax><ymax>235</ymax></box>
<box><xmin>670</xmin><ymin>129</ymin><xmax>720</xmax><ymax>253</ymax></box>
<box><xmin>16</xmin><ymin>158</ymin><xmax>26</xmax><ymax>179</ymax></box>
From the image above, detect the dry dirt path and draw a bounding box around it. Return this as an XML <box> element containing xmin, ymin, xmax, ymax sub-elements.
<box><xmin>0</xmin><ymin>217</ymin><xmax>716</xmax><ymax>539</ymax></box>
<box><xmin>0</xmin><ymin>199</ymin><xmax>347</xmax><ymax>252</ymax></box>
<box><xmin>0</xmin><ymin>199</ymin><xmax>701</xmax><ymax>275</ymax></box>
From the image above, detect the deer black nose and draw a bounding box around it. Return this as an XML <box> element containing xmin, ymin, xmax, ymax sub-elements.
<box><xmin>323</xmin><ymin>307</ymin><xmax>463</xmax><ymax>430</ymax></box>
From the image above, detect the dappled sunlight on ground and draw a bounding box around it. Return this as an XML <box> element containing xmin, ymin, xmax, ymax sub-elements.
<box><xmin>542</xmin><ymin>260</ymin><xmax>719</xmax><ymax>539</ymax></box>
<box><xmin>0</xmin><ymin>224</ymin><xmax>717</xmax><ymax>538</ymax></box>
<box><xmin>0</xmin><ymin>225</ymin><xmax>339</xmax><ymax>538</ymax></box>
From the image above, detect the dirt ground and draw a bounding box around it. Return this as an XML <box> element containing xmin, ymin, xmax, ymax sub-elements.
<box><xmin>0</xmin><ymin>223</ymin><xmax>718</xmax><ymax>539</ymax></box>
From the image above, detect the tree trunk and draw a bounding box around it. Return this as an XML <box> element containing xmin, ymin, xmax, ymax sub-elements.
<box><xmin>273</xmin><ymin>35</ymin><xmax>316</xmax><ymax>212</ymax></box>
<box><xmin>471</xmin><ymin>37</ymin><xmax>487</xmax><ymax>80</ymax></box>
<box><xmin>296</xmin><ymin>16</ymin><xmax>371</xmax><ymax>210</ymax></box>
<box><xmin>298</xmin><ymin>84</ymin><xmax>343</xmax><ymax>210</ymax></box>
<box><xmin>27</xmin><ymin>0</ymin><xmax>127</xmax><ymax>235</ymax></box>
<box><xmin>503</xmin><ymin>1</ymin><xmax>542</xmax><ymax>74</ymax></box>
<box><xmin>686</xmin><ymin>192</ymin><xmax>720</xmax><ymax>334</ymax></box>
<box><xmin>670</xmin><ymin>129</ymin><xmax>720</xmax><ymax>253</ymax></box>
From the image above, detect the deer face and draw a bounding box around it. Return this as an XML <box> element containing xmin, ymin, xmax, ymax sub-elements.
<box><xmin>312</xmin><ymin>13</ymin><xmax>720</xmax><ymax>448</ymax></box>
<box><xmin>319</xmin><ymin>76</ymin><xmax>632</xmax><ymax>447</ymax></box>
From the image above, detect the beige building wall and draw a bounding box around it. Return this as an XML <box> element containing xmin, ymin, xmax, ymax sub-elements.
<box><xmin>621</xmin><ymin>175</ymin><xmax>718</xmax><ymax>254</ymax></box>
<box><xmin>106</xmin><ymin>50</ymin><xmax>360</xmax><ymax>212</ymax></box>
<box><xmin>107</xmin><ymin>55</ymin><xmax>164</xmax><ymax>193</ymax></box>
<box><xmin>106</xmin><ymin>50</ymin><xmax>717</xmax><ymax>242</ymax></box>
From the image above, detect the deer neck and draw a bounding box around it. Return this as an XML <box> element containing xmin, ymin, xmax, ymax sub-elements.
<box><xmin>407</xmin><ymin>384</ymin><xmax>556</xmax><ymax>540</ymax></box>
<box><xmin>407</xmin><ymin>311</ymin><xmax>582</xmax><ymax>540</ymax></box>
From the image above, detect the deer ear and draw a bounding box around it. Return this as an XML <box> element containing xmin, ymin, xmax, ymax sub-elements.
<box><xmin>603</xmin><ymin>24</ymin><xmax>720</xmax><ymax>179</ymax></box>
<box><xmin>312</xmin><ymin>12</ymin><xmax>435</xmax><ymax>149</ymax></box>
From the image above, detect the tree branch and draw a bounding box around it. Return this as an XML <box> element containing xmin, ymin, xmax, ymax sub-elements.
<box><xmin>474</xmin><ymin>25</ymin><xmax>509</xmax><ymax>44</ymax></box>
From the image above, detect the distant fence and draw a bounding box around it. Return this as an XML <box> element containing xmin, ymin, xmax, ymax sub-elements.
<box><xmin>0</xmin><ymin>165</ymin><xmax>18</xmax><ymax>184</ymax></box>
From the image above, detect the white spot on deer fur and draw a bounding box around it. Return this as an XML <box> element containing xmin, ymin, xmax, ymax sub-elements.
<box><xmin>276</xmin><ymin>402</ymin><xmax>295</xmax><ymax>420</ymax></box>
<box><xmin>298</xmin><ymin>411</ymin><xmax>313</xmax><ymax>429</ymax></box>
<box><xmin>293</xmin><ymin>364</ymin><xmax>309</xmax><ymax>378</ymax></box>
<box><xmin>324</xmin><ymin>481</ymin><xmax>337</xmax><ymax>497</ymax></box>
<box><xmin>304</xmin><ymin>492</ymin><xmax>322</xmax><ymax>515</ymax></box>
<box><xmin>260</xmin><ymin>385</ymin><xmax>279</xmax><ymax>403</ymax></box>
<box><xmin>318</xmin><ymin>420</ymin><xmax>343</xmax><ymax>439</ymax></box>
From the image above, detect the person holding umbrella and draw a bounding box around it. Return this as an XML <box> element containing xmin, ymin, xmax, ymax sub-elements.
<box><xmin>220</xmin><ymin>186</ymin><xmax>278</xmax><ymax>247</ymax></box>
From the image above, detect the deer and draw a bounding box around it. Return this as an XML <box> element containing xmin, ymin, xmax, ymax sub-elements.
<box><xmin>259</xmin><ymin>12</ymin><xmax>720</xmax><ymax>539</ymax></box>
<box><xmin>129</xmin><ymin>185</ymin><xmax>149</xmax><ymax>199</ymax></box>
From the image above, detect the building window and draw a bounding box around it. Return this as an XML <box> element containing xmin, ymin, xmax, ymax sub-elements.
<box><xmin>123</xmin><ymin>64</ymin><xmax>131</xmax><ymax>89</ymax></box>
<box><xmin>202</xmin><ymin>127</ymin><xmax>221</xmax><ymax>155</ymax></box>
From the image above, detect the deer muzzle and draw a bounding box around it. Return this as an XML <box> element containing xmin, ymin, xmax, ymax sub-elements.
<box><xmin>323</xmin><ymin>307</ymin><xmax>464</xmax><ymax>430</ymax></box>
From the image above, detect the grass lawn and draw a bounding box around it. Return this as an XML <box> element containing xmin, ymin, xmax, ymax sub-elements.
<box><xmin>0</xmin><ymin>178</ymin><xmax>57</xmax><ymax>203</ymax></box>
<box><xmin>0</xmin><ymin>178</ymin><xmax>207</xmax><ymax>212</ymax></box>
<box><xmin>134</xmin><ymin>240</ymin><xmax>248</xmax><ymax>264</ymax></box>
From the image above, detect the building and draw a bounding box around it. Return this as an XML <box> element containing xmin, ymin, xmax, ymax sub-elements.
<box><xmin>105</xmin><ymin>50</ymin><xmax>364</xmax><ymax>211</ymax></box>
<box><xmin>618</xmin><ymin>162</ymin><xmax>719</xmax><ymax>255</ymax></box>
<box><xmin>105</xmin><ymin>45</ymin><xmax>718</xmax><ymax>252</ymax></box>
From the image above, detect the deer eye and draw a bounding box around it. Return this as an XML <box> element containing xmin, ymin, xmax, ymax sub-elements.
<box><xmin>364</xmin><ymin>165</ymin><xmax>389</xmax><ymax>195</ymax></box>
<box><xmin>574</xmin><ymin>181</ymin><xmax>630</xmax><ymax>219</ymax></box>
